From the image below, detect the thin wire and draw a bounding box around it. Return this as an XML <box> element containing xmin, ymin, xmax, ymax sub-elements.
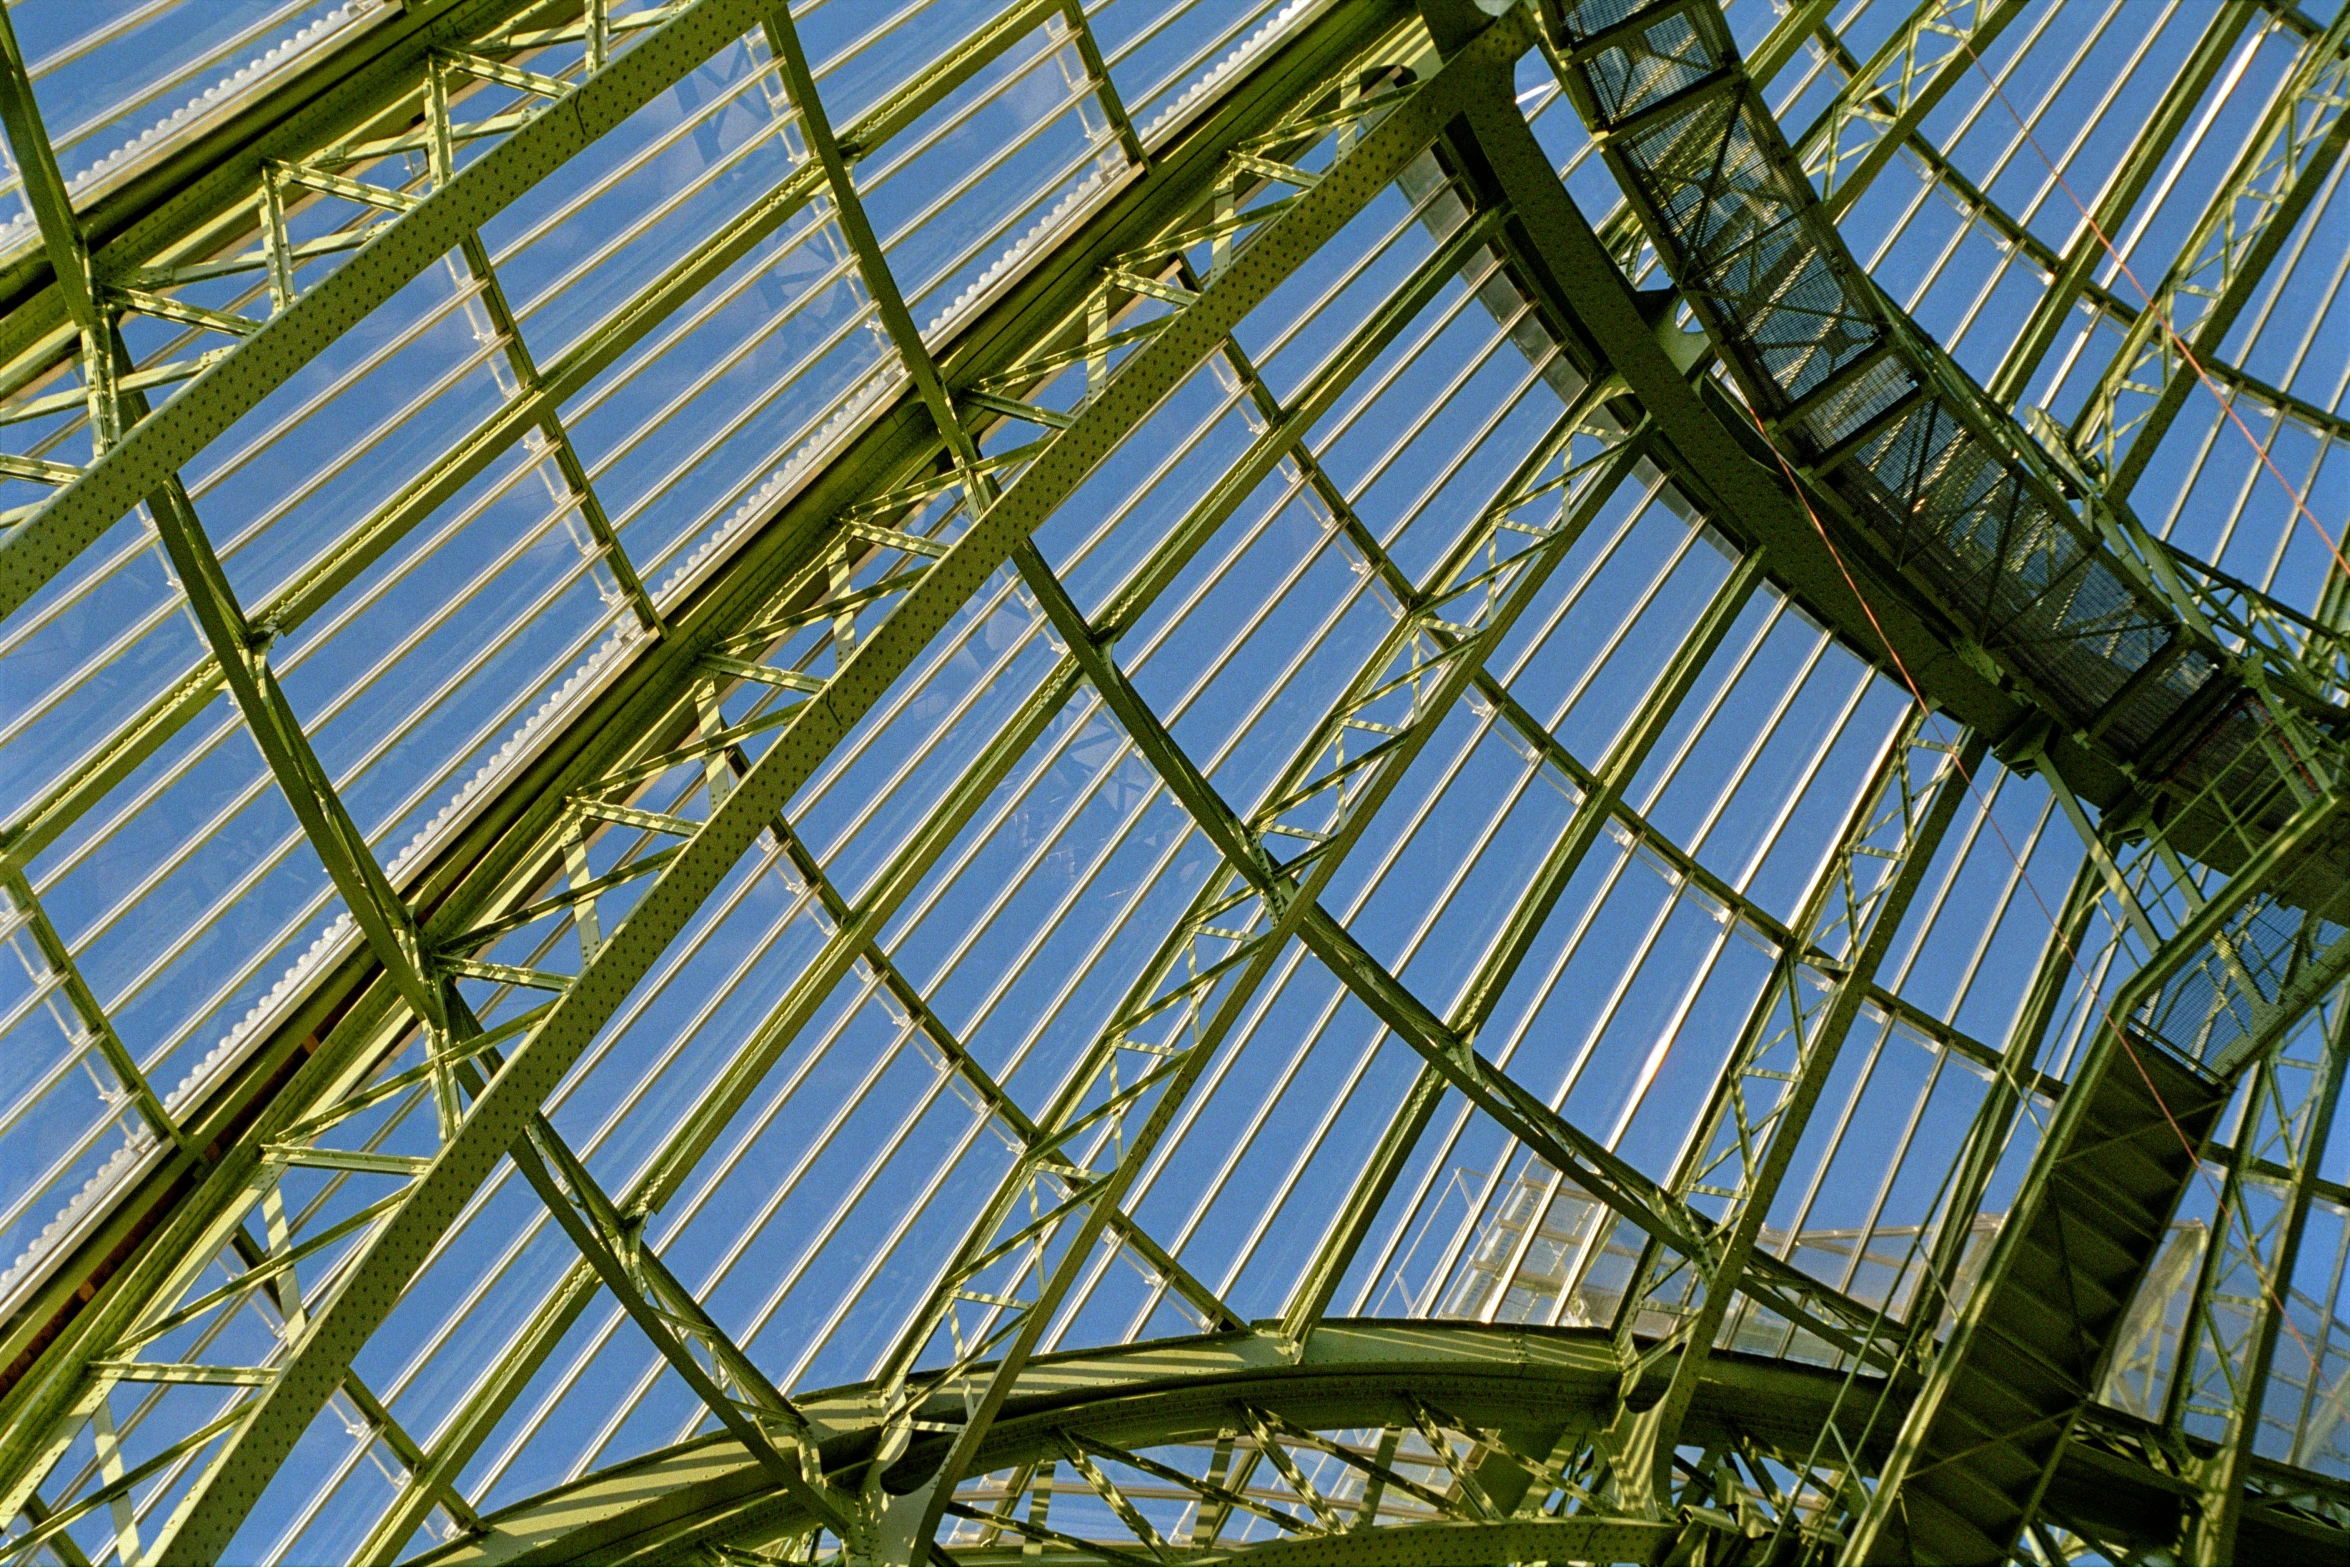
<box><xmin>1733</xmin><ymin>390</ymin><xmax>2326</xmax><ymax>1388</ymax></box>
<box><xmin>1941</xmin><ymin>14</ymin><xmax>2350</xmax><ymax>1365</ymax></box>
<box><xmin>1956</xmin><ymin>31</ymin><xmax>2350</xmax><ymax>588</ymax></box>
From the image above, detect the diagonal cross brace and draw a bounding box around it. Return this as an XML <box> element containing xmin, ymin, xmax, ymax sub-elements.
<box><xmin>94</xmin><ymin>17</ymin><xmax>1531</xmax><ymax>1560</ymax></box>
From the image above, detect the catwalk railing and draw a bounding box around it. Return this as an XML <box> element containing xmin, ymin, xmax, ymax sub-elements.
<box><xmin>1546</xmin><ymin>0</ymin><xmax>2350</xmax><ymax>1085</ymax></box>
<box><xmin>1542</xmin><ymin>1</ymin><xmax>2350</xmax><ymax>1558</ymax></box>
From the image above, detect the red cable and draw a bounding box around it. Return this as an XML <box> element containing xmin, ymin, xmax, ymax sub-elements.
<box><xmin>1734</xmin><ymin>389</ymin><xmax>2326</xmax><ymax>1398</ymax></box>
<box><xmin>1955</xmin><ymin>32</ymin><xmax>2350</xmax><ymax>589</ymax></box>
<box><xmin>1942</xmin><ymin>19</ymin><xmax>2344</xmax><ymax>1367</ymax></box>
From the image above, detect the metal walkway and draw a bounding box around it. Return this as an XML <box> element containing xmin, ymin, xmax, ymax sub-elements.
<box><xmin>1546</xmin><ymin>0</ymin><xmax>2350</xmax><ymax>943</ymax></box>
<box><xmin>0</xmin><ymin>4</ymin><xmax>2342</xmax><ymax>1560</ymax></box>
<box><xmin>1542</xmin><ymin>0</ymin><xmax>2350</xmax><ymax>1555</ymax></box>
<box><xmin>1856</xmin><ymin>1036</ymin><xmax>2230</xmax><ymax>1561</ymax></box>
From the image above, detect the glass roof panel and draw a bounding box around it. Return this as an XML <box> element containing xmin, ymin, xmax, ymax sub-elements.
<box><xmin>0</xmin><ymin>3</ymin><xmax>2344</xmax><ymax>1562</ymax></box>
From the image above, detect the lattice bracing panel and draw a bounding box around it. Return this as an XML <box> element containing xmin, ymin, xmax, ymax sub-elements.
<box><xmin>0</xmin><ymin>3</ymin><xmax>2343</xmax><ymax>1565</ymax></box>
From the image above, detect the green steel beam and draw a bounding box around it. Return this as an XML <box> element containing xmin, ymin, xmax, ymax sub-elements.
<box><xmin>340</xmin><ymin>664</ymin><xmax>1093</xmax><ymax>1567</ymax></box>
<box><xmin>1840</xmin><ymin>780</ymin><xmax>2342</xmax><ymax>1555</ymax></box>
<box><xmin>0</xmin><ymin>0</ymin><xmax>784</xmax><ymax>625</ymax></box>
<box><xmin>387</xmin><ymin>1321</ymin><xmax>2349</xmax><ymax>1566</ymax></box>
<box><xmin>1986</xmin><ymin>0</ymin><xmax>2261</xmax><ymax>405</ymax></box>
<box><xmin>840</xmin><ymin>40</ymin><xmax>1570</xmax><ymax>1553</ymax></box>
<box><xmin>429</xmin><ymin>219</ymin><xmax>663</xmax><ymax>634</ymax></box>
<box><xmin>1300</xmin><ymin>888</ymin><xmax>1915</xmax><ymax>1371</ymax></box>
<box><xmin>329</xmin><ymin>21</ymin><xmax>1453</xmax><ymax>1557</ymax></box>
<box><xmin>7</xmin><ymin>0</ymin><xmax>449</xmax><ymax>1193</ymax></box>
<box><xmin>497</xmin><ymin>1090</ymin><xmax>851</xmax><ymax>1533</ymax></box>
<box><xmin>1798</xmin><ymin>0</ymin><xmax>2029</xmax><ymax>223</ymax></box>
<box><xmin>2179</xmin><ymin>998</ymin><xmax>2349</xmax><ymax>1563</ymax></box>
<box><xmin>1050</xmin><ymin>0</ymin><xmax>1149</xmax><ymax>169</ymax></box>
<box><xmin>697</xmin><ymin>15</ymin><xmax>1243</xmax><ymax>1344</ymax></box>
<box><xmin>0</xmin><ymin>864</ymin><xmax>193</xmax><ymax>1161</ymax></box>
<box><xmin>0</xmin><ymin>0</ymin><xmax>1072</xmax><ymax>885</ymax></box>
<box><xmin>1603</xmin><ymin>714</ymin><xmax>1981</xmax><ymax>1514</ymax></box>
<box><xmin>993</xmin><ymin>323</ymin><xmax>1913</xmax><ymax>1443</ymax></box>
<box><xmin>0</xmin><ymin>0</ymin><xmax>1321</xmax><ymax>1446</ymax></box>
<box><xmin>760</xmin><ymin>2</ymin><xmax>984</xmax><ymax>486</ymax></box>
<box><xmin>2049</xmin><ymin>757</ymin><xmax>2350</xmax><ymax>1074</ymax></box>
<box><xmin>1527</xmin><ymin>4</ymin><xmax>2350</xmax><ymax>1549</ymax></box>
<box><xmin>1466</xmin><ymin>644</ymin><xmax>2052</xmax><ymax>1109</ymax></box>
<box><xmin>0</xmin><ymin>13</ymin><xmax>99</xmax><ymax>342</ymax></box>
<box><xmin>1445</xmin><ymin>24</ymin><xmax>2069</xmax><ymax>800</ymax></box>
<box><xmin>1578</xmin><ymin>0</ymin><xmax>1991</xmax><ymax>269</ymax></box>
<box><xmin>138</xmin><ymin>464</ymin><xmax>449</xmax><ymax>1031</ymax></box>
<box><xmin>0</xmin><ymin>0</ymin><xmax>530</xmax><ymax>366</ymax></box>
<box><xmin>1273</xmin><ymin>542</ymin><xmax>1767</xmax><ymax>1342</ymax></box>
<box><xmin>0</xmin><ymin>16</ymin><xmax>1479</xmax><ymax>1558</ymax></box>
<box><xmin>1005</xmin><ymin>384</ymin><xmax>1864</xmax><ymax>1348</ymax></box>
<box><xmin>0</xmin><ymin>14</ymin><xmax>207</xmax><ymax>1172</ymax></box>
<box><xmin>1541</xmin><ymin>0</ymin><xmax>2346</xmax><ymax>912</ymax></box>
<box><xmin>4</xmin><ymin>4</ymin><xmax>2348</xmax><ymax>1561</ymax></box>
<box><xmin>1786</xmin><ymin>47</ymin><xmax>2350</xmax><ymax>463</ymax></box>
<box><xmin>1896</xmin><ymin>856</ymin><xmax>2104</xmax><ymax>1364</ymax></box>
<box><xmin>1155</xmin><ymin>314</ymin><xmax>1943</xmax><ymax>1372</ymax></box>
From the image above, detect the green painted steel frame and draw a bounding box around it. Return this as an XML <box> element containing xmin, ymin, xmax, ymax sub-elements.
<box><xmin>0</xmin><ymin>1</ymin><xmax>2346</xmax><ymax>1562</ymax></box>
<box><xmin>400</xmin><ymin>1322</ymin><xmax>2350</xmax><ymax>1565</ymax></box>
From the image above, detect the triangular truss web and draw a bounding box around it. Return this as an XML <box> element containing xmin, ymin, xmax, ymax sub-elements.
<box><xmin>0</xmin><ymin>2</ymin><xmax>2345</xmax><ymax>1565</ymax></box>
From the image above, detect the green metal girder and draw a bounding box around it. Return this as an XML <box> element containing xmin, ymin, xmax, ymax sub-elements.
<box><xmin>833</xmin><ymin>34</ymin><xmax>1554</xmax><ymax>1555</ymax></box>
<box><xmin>0</xmin><ymin>10</ymin><xmax>1501</xmax><ymax>1559</ymax></box>
<box><xmin>2178</xmin><ymin>1001</ymin><xmax>2349</xmax><ymax>1563</ymax></box>
<box><xmin>0</xmin><ymin>0</ymin><xmax>782</xmax><ymax>624</ymax></box>
<box><xmin>1002</xmin><ymin>353</ymin><xmax>1928</xmax><ymax>1379</ymax></box>
<box><xmin>1273</xmin><ymin>538</ymin><xmax>1769</xmax><ymax>1346</ymax></box>
<box><xmin>0</xmin><ymin>0</ymin><xmax>1081</xmax><ymax>890</ymax></box>
<box><xmin>1798</xmin><ymin>0</ymin><xmax>2028</xmax><ymax>223</ymax></box>
<box><xmin>1602</xmin><ymin>714</ymin><xmax>1981</xmax><ymax>1512</ymax></box>
<box><xmin>2074</xmin><ymin>2</ymin><xmax>2350</xmax><ymax>501</ymax></box>
<box><xmin>0</xmin><ymin>0</ymin><xmax>1419</xmax><ymax>1526</ymax></box>
<box><xmin>1986</xmin><ymin>0</ymin><xmax>2262</xmax><ymax>406</ymax></box>
<box><xmin>1539</xmin><ymin>0</ymin><xmax>2346</xmax><ymax>923</ymax></box>
<box><xmin>398</xmin><ymin>1321</ymin><xmax>2350</xmax><ymax>1566</ymax></box>
<box><xmin>2</xmin><ymin>3</ymin><xmax>2347</xmax><ymax>1561</ymax></box>
<box><xmin>0</xmin><ymin>0</ymin><xmax>530</xmax><ymax>356</ymax></box>
<box><xmin>1443</xmin><ymin>33</ymin><xmax>2076</xmax><ymax>796</ymax></box>
<box><xmin>1506</xmin><ymin>0</ymin><xmax>2350</xmax><ymax>1551</ymax></box>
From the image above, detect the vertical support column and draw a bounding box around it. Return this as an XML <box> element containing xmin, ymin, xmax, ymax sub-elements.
<box><xmin>1602</xmin><ymin>712</ymin><xmax>1979</xmax><ymax>1514</ymax></box>
<box><xmin>2177</xmin><ymin>998</ymin><xmax>2348</xmax><ymax>1563</ymax></box>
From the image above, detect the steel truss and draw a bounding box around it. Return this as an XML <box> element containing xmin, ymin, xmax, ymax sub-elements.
<box><xmin>385</xmin><ymin>1323</ymin><xmax>2348</xmax><ymax>1564</ymax></box>
<box><xmin>0</xmin><ymin>1</ymin><xmax>2343</xmax><ymax>1564</ymax></box>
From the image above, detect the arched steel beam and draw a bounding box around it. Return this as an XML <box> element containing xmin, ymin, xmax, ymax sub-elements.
<box><xmin>1523</xmin><ymin>1</ymin><xmax>2350</xmax><ymax>1557</ymax></box>
<box><xmin>4</xmin><ymin>9</ymin><xmax>2331</xmax><ymax>1559</ymax></box>
<box><xmin>0</xmin><ymin>8</ymin><xmax>1155</xmax><ymax>1430</ymax></box>
<box><xmin>0</xmin><ymin>0</ymin><xmax>1413</xmax><ymax>1533</ymax></box>
<box><xmin>0</xmin><ymin>10</ymin><xmax>1514</xmax><ymax>1560</ymax></box>
<box><xmin>1535</xmin><ymin>0</ymin><xmax>2350</xmax><ymax>1035</ymax></box>
<box><xmin>402</xmin><ymin>1322</ymin><xmax>2350</xmax><ymax>1566</ymax></box>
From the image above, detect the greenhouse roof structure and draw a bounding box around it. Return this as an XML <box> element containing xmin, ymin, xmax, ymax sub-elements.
<box><xmin>0</xmin><ymin>0</ymin><xmax>2345</xmax><ymax>1561</ymax></box>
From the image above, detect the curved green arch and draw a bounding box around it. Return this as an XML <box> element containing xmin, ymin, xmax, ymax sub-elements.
<box><xmin>415</xmin><ymin>1323</ymin><xmax>2345</xmax><ymax>1565</ymax></box>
